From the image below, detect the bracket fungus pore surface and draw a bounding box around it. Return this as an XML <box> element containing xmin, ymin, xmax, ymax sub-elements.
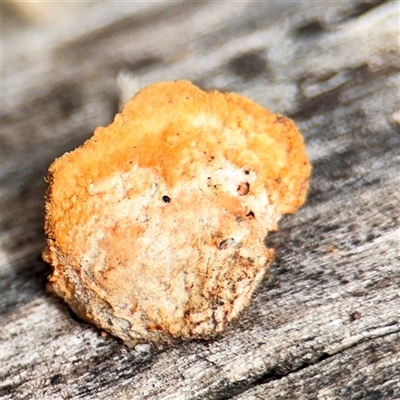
<box><xmin>43</xmin><ymin>81</ymin><xmax>311</xmax><ymax>345</ymax></box>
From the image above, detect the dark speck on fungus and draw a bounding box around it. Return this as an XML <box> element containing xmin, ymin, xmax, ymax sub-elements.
<box><xmin>237</xmin><ymin>182</ymin><xmax>250</xmax><ymax>196</ymax></box>
<box><xmin>219</xmin><ymin>238</ymin><xmax>235</xmax><ymax>249</ymax></box>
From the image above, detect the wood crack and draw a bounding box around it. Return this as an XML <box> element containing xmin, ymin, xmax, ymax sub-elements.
<box><xmin>221</xmin><ymin>326</ymin><xmax>400</xmax><ymax>400</ymax></box>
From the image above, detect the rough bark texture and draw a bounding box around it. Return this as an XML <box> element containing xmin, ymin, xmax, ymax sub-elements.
<box><xmin>1</xmin><ymin>1</ymin><xmax>399</xmax><ymax>399</ymax></box>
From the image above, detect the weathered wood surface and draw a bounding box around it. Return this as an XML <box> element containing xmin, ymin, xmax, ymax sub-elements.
<box><xmin>1</xmin><ymin>1</ymin><xmax>399</xmax><ymax>399</ymax></box>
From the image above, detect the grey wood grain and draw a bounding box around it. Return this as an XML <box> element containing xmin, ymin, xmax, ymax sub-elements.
<box><xmin>1</xmin><ymin>1</ymin><xmax>399</xmax><ymax>399</ymax></box>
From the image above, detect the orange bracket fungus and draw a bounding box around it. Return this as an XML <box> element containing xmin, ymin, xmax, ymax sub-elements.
<box><xmin>43</xmin><ymin>81</ymin><xmax>311</xmax><ymax>345</ymax></box>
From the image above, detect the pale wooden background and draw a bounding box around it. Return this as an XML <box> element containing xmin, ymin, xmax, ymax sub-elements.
<box><xmin>1</xmin><ymin>1</ymin><xmax>399</xmax><ymax>399</ymax></box>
